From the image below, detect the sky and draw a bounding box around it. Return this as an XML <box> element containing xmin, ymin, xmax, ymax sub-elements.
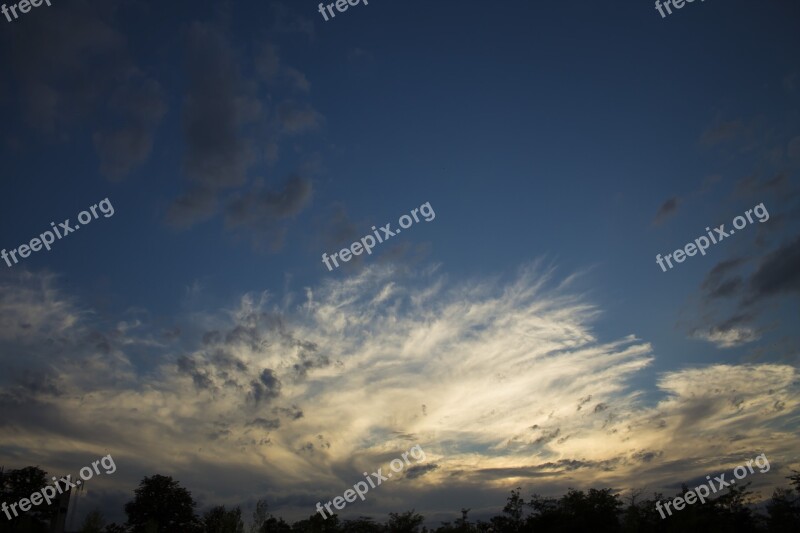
<box><xmin>1</xmin><ymin>0</ymin><xmax>799</xmax><ymax>528</ymax></box>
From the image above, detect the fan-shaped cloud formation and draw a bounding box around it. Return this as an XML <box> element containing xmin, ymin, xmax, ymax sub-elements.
<box><xmin>0</xmin><ymin>265</ymin><xmax>797</xmax><ymax>521</ymax></box>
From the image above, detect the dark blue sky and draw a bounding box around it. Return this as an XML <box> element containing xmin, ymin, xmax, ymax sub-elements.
<box><xmin>1</xmin><ymin>0</ymin><xmax>799</xmax><ymax>528</ymax></box>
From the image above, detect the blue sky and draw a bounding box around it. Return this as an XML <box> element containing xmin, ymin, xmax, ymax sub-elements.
<box><xmin>1</xmin><ymin>0</ymin><xmax>799</xmax><ymax>528</ymax></box>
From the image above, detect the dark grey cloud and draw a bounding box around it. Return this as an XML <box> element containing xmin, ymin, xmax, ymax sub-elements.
<box><xmin>177</xmin><ymin>355</ymin><xmax>214</xmax><ymax>390</ymax></box>
<box><xmin>693</xmin><ymin>228</ymin><xmax>796</xmax><ymax>348</ymax></box>
<box><xmin>632</xmin><ymin>450</ymin><xmax>663</xmax><ymax>463</ymax></box>
<box><xmin>532</xmin><ymin>427</ymin><xmax>561</xmax><ymax>446</ymax></box>
<box><xmin>250</xmin><ymin>368</ymin><xmax>281</xmax><ymax>404</ymax></box>
<box><xmin>247</xmin><ymin>418</ymin><xmax>281</xmax><ymax>430</ymax></box>
<box><xmin>473</xmin><ymin>457</ymin><xmax>624</xmax><ymax>480</ymax></box>
<box><xmin>162</xmin><ymin>327</ymin><xmax>182</xmax><ymax>341</ymax></box>
<box><xmin>297</xmin><ymin>442</ymin><xmax>315</xmax><ymax>454</ymax></box>
<box><xmin>1</xmin><ymin>0</ymin><xmax>125</xmax><ymax>134</ymax></box>
<box><xmin>203</xmin><ymin>330</ymin><xmax>222</xmax><ymax>345</ymax></box>
<box><xmin>85</xmin><ymin>330</ymin><xmax>112</xmax><ymax>355</ymax></box>
<box><xmin>314</xmin><ymin>204</ymin><xmax>360</xmax><ymax>253</ymax></box>
<box><xmin>277</xmin><ymin>101</ymin><xmax>323</xmax><ymax>135</ymax></box>
<box><xmin>1</xmin><ymin>0</ymin><xmax>165</xmax><ymax>179</ymax></box>
<box><xmin>748</xmin><ymin>233</ymin><xmax>800</xmax><ymax>300</ymax></box>
<box><xmin>167</xmin><ymin>187</ymin><xmax>218</xmax><ymax>228</ymax></box>
<box><xmin>709</xmin><ymin>278</ymin><xmax>743</xmax><ymax>299</ymax></box>
<box><xmin>210</xmin><ymin>349</ymin><xmax>249</xmax><ymax>373</ymax></box>
<box><xmin>260</xmin><ymin>368</ymin><xmax>280</xmax><ymax>391</ymax></box>
<box><xmin>291</xmin><ymin>351</ymin><xmax>329</xmax><ymax>380</ymax></box>
<box><xmin>93</xmin><ymin>72</ymin><xmax>167</xmax><ymax>180</ymax></box>
<box><xmin>272</xmin><ymin>405</ymin><xmax>304</xmax><ymax>420</ymax></box>
<box><xmin>735</xmin><ymin>172</ymin><xmax>792</xmax><ymax>198</ymax></box>
<box><xmin>168</xmin><ymin>22</ymin><xmax>257</xmax><ymax>227</ymax></box>
<box><xmin>255</xmin><ymin>42</ymin><xmax>310</xmax><ymax>92</ymax></box>
<box><xmin>702</xmin><ymin>258</ymin><xmax>747</xmax><ymax>294</ymax></box>
<box><xmin>166</xmin><ymin>25</ymin><xmax>319</xmax><ymax>239</ymax></box>
<box><xmin>700</xmin><ymin>119</ymin><xmax>745</xmax><ymax>146</ymax></box>
<box><xmin>268</xmin><ymin>2</ymin><xmax>315</xmax><ymax>39</ymax></box>
<box><xmin>789</xmin><ymin>136</ymin><xmax>800</xmax><ymax>159</ymax></box>
<box><xmin>576</xmin><ymin>395</ymin><xmax>592</xmax><ymax>411</ymax></box>
<box><xmin>183</xmin><ymin>306</ymin><xmax>326</xmax><ymax>404</ymax></box>
<box><xmin>405</xmin><ymin>463</ymin><xmax>439</xmax><ymax>480</ymax></box>
<box><xmin>653</xmin><ymin>197</ymin><xmax>680</xmax><ymax>226</ymax></box>
<box><xmin>316</xmin><ymin>434</ymin><xmax>331</xmax><ymax>450</ymax></box>
<box><xmin>255</xmin><ymin>43</ymin><xmax>281</xmax><ymax>82</ymax></box>
<box><xmin>690</xmin><ymin>311</ymin><xmax>761</xmax><ymax>348</ymax></box>
<box><xmin>224</xmin><ymin>175</ymin><xmax>313</xmax><ymax>250</ymax></box>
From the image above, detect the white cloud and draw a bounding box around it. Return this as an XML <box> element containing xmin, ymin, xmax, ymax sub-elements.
<box><xmin>692</xmin><ymin>326</ymin><xmax>761</xmax><ymax>348</ymax></box>
<box><xmin>0</xmin><ymin>266</ymin><xmax>797</xmax><ymax>521</ymax></box>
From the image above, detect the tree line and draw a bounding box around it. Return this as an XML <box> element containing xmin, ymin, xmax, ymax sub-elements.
<box><xmin>2</xmin><ymin>466</ymin><xmax>799</xmax><ymax>532</ymax></box>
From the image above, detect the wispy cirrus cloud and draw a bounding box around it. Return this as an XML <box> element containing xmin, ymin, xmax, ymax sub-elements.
<box><xmin>0</xmin><ymin>265</ymin><xmax>798</xmax><ymax>522</ymax></box>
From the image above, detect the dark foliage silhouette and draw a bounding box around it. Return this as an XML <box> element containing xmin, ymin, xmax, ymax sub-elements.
<box><xmin>2</xmin><ymin>466</ymin><xmax>800</xmax><ymax>532</ymax></box>
<box><xmin>123</xmin><ymin>475</ymin><xmax>201</xmax><ymax>533</ymax></box>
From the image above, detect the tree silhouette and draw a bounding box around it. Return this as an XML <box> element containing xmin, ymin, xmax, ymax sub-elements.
<box><xmin>766</xmin><ymin>470</ymin><xmax>800</xmax><ymax>532</ymax></box>
<box><xmin>490</xmin><ymin>487</ymin><xmax>526</xmax><ymax>533</ymax></box>
<box><xmin>203</xmin><ymin>505</ymin><xmax>244</xmax><ymax>533</ymax></box>
<box><xmin>260</xmin><ymin>514</ymin><xmax>291</xmax><ymax>533</ymax></box>
<box><xmin>386</xmin><ymin>510</ymin><xmax>424</xmax><ymax>533</ymax></box>
<box><xmin>250</xmin><ymin>499</ymin><xmax>270</xmax><ymax>533</ymax></box>
<box><xmin>5</xmin><ymin>463</ymin><xmax>800</xmax><ymax>533</ymax></box>
<box><xmin>290</xmin><ymin>512</ymin><xmax>342</xmax><ymax>533</ymax></box>
<box><xmin>124</xmin><ymin>474</ymin><xmax>200</xmax><ymax>533</ymax></box>
<box><xmin>80</xmin><ymin>509</ymin><xmax>106</xmax><ymax>533</ymax></box>
<box><xmin>0</xmin><ymin>466</ymin><xmax>56</xmax><ymax>533</ymax></box>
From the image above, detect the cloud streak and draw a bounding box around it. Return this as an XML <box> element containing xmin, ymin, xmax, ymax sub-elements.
<box><xmin>0</xmin><ymin>265</ymin><xmax>797</xmax><ymax>521</ymax></box>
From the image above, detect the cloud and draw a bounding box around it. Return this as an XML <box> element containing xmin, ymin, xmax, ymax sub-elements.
<box><xmin>653</xmin><ymin>197</ymin><xmax>680</xmax><ymax>226</ymax></box>
<box><xmin>784</xmin><ymin>73</ymin><xmax>798</xmax><ymax>93</ymax></box>
<box><xmin>172</xmin><ymin>21</ymin><xmax>257</xmax><ymax>226</ymax></box>
<box><xmin>691</xmin><ymin>325</ymin><xmax>761</xmax><ymax>348</ymax></box>
<box><xmin>701</xmin><ymin>257</ymin><xmax>747</xmax><ymax>299</ymax></box>
<box><xmin>405</xmin><ymin>463</ymin><xmax>439</xmax><ymax>480</ymax></box>
<box><xmin>255</xmin><ymin>43</ymin><xmax>311</xmax><ymax>92</ymax></box>
<box><xmin>224</xmin><ymin>175</ymin><xmax>314</xmax><ymax>250</ymax></box>
<box><xmin>93</xmin><ymin>72</ymin><xmax>167</xmax><ymax>180</ymax></box>
<box><xmin>734</xmin><ymin>173</ymin><xmax>792</xmax><ymax>199</ymax></box>
<box><xmin>700</xmin><ymin>119</ymin><xmax>745</xmax><ymax>146</ymax></box>
<box><xmin>788</xmin><ymin>137</ymin><xmax>800</xmax><ymax>160</ymax></box>
<box><xmin>277</xmin><ymin>101</ymin><xmax>323</xmax><ymax>135</ymax></box>
<box><xmin>226</xmin><ymin>176</ymin><xmax>313</xmax><ymax>224</ymax></box>
<box><xmin>0</xmin><ymin>0</ymin><xmax>165</xmax><ymax>179</ymax></box>
<box><xmin>1</xmin><ymin>266</ymin><xmax>798</xmax><ymax>521</ymax></box>
<box><xmin>167</xmin><ymin>26</ymin><xmax>320</xmax><ymax>233</ymax></box>
<box><xmin>268</xmin><ymin>2</ymin><xmax>315</xmax><ymax>39</ymax></box>
<box><xmin>166</xmin><ymin>187</ymin><xmax>218</xmax><ymax>228</ymax></box>
<box><xmin>314</xmin><ymin>204</ymin><xmax>360</xmax><ymax>253</ymax></box>
<box><xmin>251</xmin><ymin>369</ymin><xmax>282</xmax><ymax>404</ymax></box>
<box><xmin>248</xmin><ymin>418</ymin><xmax>281</xmax><ymax>430</ymax></box>
<box><xmin>747</xmin><ymin>233</ymin><xmax>800</xmax><ymax>300</ymax></box>
<box><xmin>255</xmin><ymin>43</ymin><xmax>281</xmax><ymax>82</ymax></box>
<box><xmin>0</xmin><ymin>271</ymin><xmax>82</xmax><ymax>344</ymax></box>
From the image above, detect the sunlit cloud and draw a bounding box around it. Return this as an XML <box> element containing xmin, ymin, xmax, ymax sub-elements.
<box><xmin>0</xmin><ymin>265</ymin><xmax>797</xmax><ymax>521</ymax></box>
